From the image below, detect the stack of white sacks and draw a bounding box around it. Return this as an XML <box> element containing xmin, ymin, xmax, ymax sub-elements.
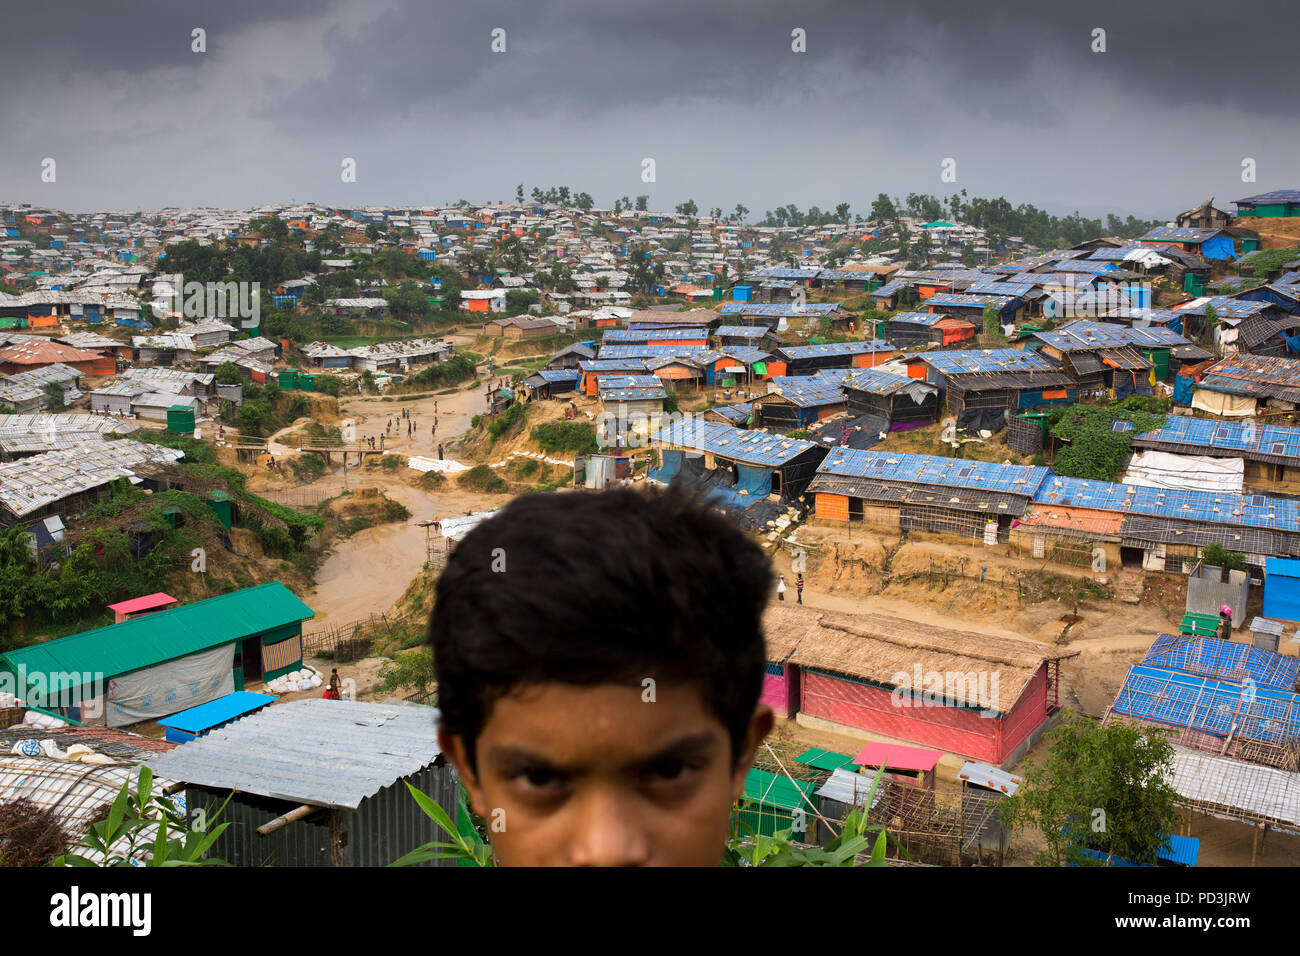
<box><xmin>265</xmin><ymin>665</ymin><xmax>323</xmax><ymax>695</ymax></box>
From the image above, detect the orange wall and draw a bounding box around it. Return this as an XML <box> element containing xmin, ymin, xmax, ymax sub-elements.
<box><xmin>467</xmin><ymin>299</ymin><xmax>489</xmax><ymax>312</ymax></box>
<box><xmin>906</xmin><ymin>363</ymin><xmax>928</xmax><ymax>379</ymax></box>
<box><xmin>855</xmin><ymin>350</ymin><xmax>892</xmax><ymax>368</ymax></box>
<box><xmin>816</xmin><ymin>493</ymin><xmax>849</xmax><ymax>521</ymax></box>
<box><xmin>764</xmin><ymin>361</ymin><xmax>788</xmax><ymax>378</ymax></box>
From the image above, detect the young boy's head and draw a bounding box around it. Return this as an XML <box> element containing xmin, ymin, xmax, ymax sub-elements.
<box><xmin>429</xmin><ymin>487</ymin><xmax>774</xmax><ymax>866</ymax></box>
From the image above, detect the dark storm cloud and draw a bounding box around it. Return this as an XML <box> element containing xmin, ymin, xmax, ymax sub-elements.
<box><xmin>5</xmin><ymin>0</ymin><xmax>345</xmax><ymax>75</ymax></box>
<box><xmin>266</xmin><ymin>0</ymin><xmax>1299</xmax><ymax>125</ymax></box>
<box><xmin>2</xmin><ymin>0</ymin><xmax>1298</xmax><ymax>213</ymax></box>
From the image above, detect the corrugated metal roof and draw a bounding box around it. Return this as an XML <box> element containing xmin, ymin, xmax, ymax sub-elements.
<box><xmin>957</xmin><ymin>761</ymin><xmax>1022</xmax><ymax>795</ymax></box>
<box><xmin>0</xmin><ymin>582</ymin><xmax>314</xmax><ymax>693</ymax></box>
<box><xmin>145</xmin><ymin>699</ymin><xmax>442</xmax><ymax>810</ymax></box>
<box><xmin>815</xmin><ymin>766</ymin><xmax>886</xmax><ymax>808</ymax></box>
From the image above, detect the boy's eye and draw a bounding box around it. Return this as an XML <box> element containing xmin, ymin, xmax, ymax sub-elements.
<box><xmin>513</xmin><ymin>767</ymin><xmax>565</xmax><ymax>791</ymax></box>
<box><xmin>646</xmin><ymin>759</ymin><xmax>697</xmax><ymax>783</ymax></box>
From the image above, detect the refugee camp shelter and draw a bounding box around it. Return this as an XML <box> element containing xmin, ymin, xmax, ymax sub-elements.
<box><xmin>881</xmin><ymin>310</ymin><xmax>976</xmax><ymax>348</ymax></box>
<box><xmin>840</xmin><ymin>367</ymin><xmax>940</xmax><ymax>431</ymax></box>
<box><xmin>809</xmin><ymin>447</ymin><xmax>1049</xmax><ymax>543</ymax></box>
<box><xmin>751</xmin><ymin>373</ymin><xmax>847</xmax><ymax>430</ymax></box>
<box><xmin>1131</xmin><ymin>417</ymin><xmax>1300</xmax><ymax>488</ymax></box>
<box><xmin>0</xmin><ymin>582</ymin><xmax>314</xmax><ymax>727</ymax></box>
<box><xmin>768</xmin><ymin>341</ymin><xmax>895</xmax><ymax>377</ymax></box>
<box><xmin>1190</xmin><ymin>353</ymin><xmax>1300</xmax><ymax>416</ymax></box>
<box><xmin>762</xmin><ymin>604</ymin><xmax>1077</xmax><ymax>767</ymax></box>
<box><xmin>902</xmin><ymin>348</ymin><xmax>1076</xmax><ymax>425</ymax></box>
<box><xmin>1107</xmin><ymin>635</ymin><xmax>1300</xmax><ymax>764</ymax></box>
<box><xmin>1235</xmin><ymin>190</ymin><xmax>1300</xmax><ymax>219</ymax></box>
<box><xmin>650</xmin><ymin>418</ymin><xmax>827</xmax><ymax>504</ymax></box>
<box><xmin>144</xmin><ymin>699</ymin><xmax>460</xmax><ymax>867</ymax></box>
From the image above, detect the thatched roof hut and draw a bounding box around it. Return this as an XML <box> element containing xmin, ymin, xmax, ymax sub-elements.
<box><xmin>762</xmin><ymin>604</ymin><xmax>1077</xmax><ymax>714</ymax></box>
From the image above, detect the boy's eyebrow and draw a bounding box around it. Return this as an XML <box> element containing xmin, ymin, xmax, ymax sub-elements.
<box><xmin>484</xmin><ymin>731</ymin><xmax>721</xmax><ymax>777</ymax></box>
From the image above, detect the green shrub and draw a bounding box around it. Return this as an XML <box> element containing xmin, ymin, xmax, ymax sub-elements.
<box><xmin>458</xmin><ymin>465</ymin><xmax>508</xmax><ymax>494</ymax></box>
<box><xmin>530</xmin><ymin>421</ymin><xmax>598</xmax><ymax>456</ymax></box>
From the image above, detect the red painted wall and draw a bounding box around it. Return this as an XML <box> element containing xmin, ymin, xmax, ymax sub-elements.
<box><xmin>799</xmin><ymin>669</ymin><xmax>1001</xmax><ymax>763</ymax></box>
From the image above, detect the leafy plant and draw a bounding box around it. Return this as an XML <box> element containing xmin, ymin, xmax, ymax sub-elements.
<box><xmin>52</xmin><ymin>767</ymin><xmax>233</xmax><ymax>867</ymax></box>
<box><xmin>999</xmin><ymin>710</ymin><xmax>1179</xmax><ymax>867</ymax></box>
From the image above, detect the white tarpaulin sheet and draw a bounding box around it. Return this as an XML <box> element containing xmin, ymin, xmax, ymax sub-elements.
<box><xmin>1191</xmin><ymin>388</ymin><xmax>1256</xmax><ymax>417</ymax></box>
<box><xmin>1123</xmin><ymin>450</ymin><xmax>1245</xmax><ymax>493</ymax></box>
<box><xmin>408</xmin><ymin>456</ymin><xmax>468</xmax><ymax>474</ymax></box>
<box><xmin>106</xmin><ymin>643</ymin><xmax>235</xmax><ymax>728</ymax></box>
<box><xmin>1169</xmin><ymin>745</ymin><xmax>1300</xmax><ymax>832</ymax></box>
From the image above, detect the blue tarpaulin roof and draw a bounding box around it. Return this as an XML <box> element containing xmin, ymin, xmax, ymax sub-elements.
<box><xmin>765</xmin><ymin>374</ymin><xmax>847</xmax><ymax>407</ymax></box>
<box><xmin>1133</xmin><ymin>417</ymin><xmax>1300</xmax><ymax>462</ymax></box>
<box><xmin>1034</xmin><ymin>320</ymin><xmax>1190</xmax><ymax>351</ymax></box>
<box><xmin>715</xmin><ymin>325</ymin><xmax>767</xmax><ymax>337</ymax></box>
<box><xmin>597</xmin><ymin>344</ymin><xmax>705</xmax><ymax>359</ymax></box>
<box><xmin>817</xmin><ymin>448</ymin><xmax>1049</xmax><ymax>496</ymax></box>
<box><xmin>1236</xmin><ymin>190</ymin><xmax>1300</xmax><ymax>206</ymax></box>
<box><xmin>911</xmin><ymin>348</ymin><xmax>1059</xmax><ymax>375</ymax></box>
<box><xmin>925</xmin><ymin>292</ymin><xmax>1024</xmax><ymax>310</ymax></box>
<box><xmin>1138</xmin><ymin>226</ymin><xmax>1227</xmax><ymax>243</ymax></box>
<box><xmin>602</xmin><ymin>328</ymin><xmax>707</xmax><ymax>342</ymax></box>
<box><xmin>886</xmin><ymin>310</ymin><xmax>946</xmax><ymax>327</ymax></box>
<box><xmin>1264</xmin><ymin>557</ymin><xmax>1300</xmax><ymax>622</ymax></box>
<box><xmin>654</xmin><ymin>419</ymin><xmax>818</xmax><ymax>467</ymax></box>
<box><xmin>1143</xmin><ymin>634</ymin><xmax>1300</xmax><ymax>691</ymax></box>
<box><xmin>156</xmin><ymin>691</ymin><xmax>277</xmax><ymax>734</ymax></box>
<box><xmin>777</xmin><ymin>341</ymin><xmax>892</xmax><ymax>360</ymax></box>
<box><xmin>719</xmin><ymin>302</ymin><xmax>844</xmax><ymax>317</ymax></box>
<box><xmin>1111</xmin><ymin>663</ymin><xmax>1300</xmax><ymax>747</ymax></box>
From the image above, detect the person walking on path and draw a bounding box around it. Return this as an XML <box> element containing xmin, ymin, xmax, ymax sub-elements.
<box><xmin>380</xmin><ymin>434</ymin><xmax>385</xmax><ymax>450</ymax></box>
<box><xmin>438</xmin><ymin>443</ymin><xmax>444</xmax><ymax>461</ymax></box>
<box><xmin>796</xmin><ymin>574</ymin><xmax>804</xmax><ymax>605</ymax></box>
<box><xmin>777</xmin><ymin>574</ymin><xmax>787</xmax><ymax>602</ymax></box>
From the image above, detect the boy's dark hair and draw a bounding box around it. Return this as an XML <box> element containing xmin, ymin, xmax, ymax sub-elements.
<box><xmin>428</xmin><ymin>487</ymin><xmax>773</xmax><ymax>769</ymax></box>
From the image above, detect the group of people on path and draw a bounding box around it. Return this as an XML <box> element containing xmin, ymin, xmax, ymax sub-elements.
<box><xmin>777</xmin><ymin>573</ymin><xmax>805</xmax><ymax>604</ymax></box>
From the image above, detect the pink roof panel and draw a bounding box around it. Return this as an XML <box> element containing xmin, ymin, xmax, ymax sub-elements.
<box><xmin>853</xmin><ymin>742</ymin><xmax>943</xmax><ymax>773</ymax></box>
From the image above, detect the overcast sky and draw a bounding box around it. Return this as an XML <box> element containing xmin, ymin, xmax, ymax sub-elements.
<box><xmin>3</xmin><ymin>0</ymin><xmax>1297</xmax><ymax>219</ymax></box>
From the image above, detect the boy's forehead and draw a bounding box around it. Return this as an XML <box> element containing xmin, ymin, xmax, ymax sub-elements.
<box><xmin>479</xmin><ymin>680</ymin><xmax>724</xmax><ymax>761</ymax></box>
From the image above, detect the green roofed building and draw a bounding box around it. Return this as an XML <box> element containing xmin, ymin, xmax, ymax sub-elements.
<box><xmin>0</xmin><ymin>581</ymin><xmax>314</xmax><ymax>728</ymax></box>
<box><xmin>734</xmin><ymin>767</ymin><xmax>817</xmax><ymax>839</ymax></box>
<box><xmin>795</xmin><ymin>748</ymin><xmax>857</xmax><ymax>773</ymax></box>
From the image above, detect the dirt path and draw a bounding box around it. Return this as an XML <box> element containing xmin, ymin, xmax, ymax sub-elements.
<box><xmin>296</xmin><ymin>371</ymin><xmax>510</xmax><ymax>624</ymax></box>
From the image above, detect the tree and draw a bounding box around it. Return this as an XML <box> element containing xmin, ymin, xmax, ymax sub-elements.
<box><xmin>515</xmin><ymin>183</ymin><xmax>524</xmax><ymax>204</ymax></box>
<box><xmin>869</xmin><ymin>193</ymin><xmax>897</xmax><ymax>224</ymax></box>
<box><xmin>574</xmin><ymin>192</ymin><xmax>593</xmax><ymax>212</ymax></box>
<box><xmin>835</xmin><ymin>202</ymin><xmax>851</xmax><ymax>225</ymax></box>
<box><xmin>635</xmin><ymin>195</ymin><xmax>649</xmax><ymax>211</ymax></box>
<box><xmin>365</xmin><ymin>223</ymin><xmax>383</xmax><ymax>243</ymax></box>
<box><xmin>43</xmin><ymin>382</ymin><xmax>66</xmax><ymax>411</ymax></box>
<box><xmin>214</xmin><ymin>361</ymin><xmax>244</xmax><ymax>386</ymax></box>
<box><xmin>734</xmin><ymin>203</ymin><xmax>749</xmax><ymax>223</ymax></box>
<box><xmin>675</xmin><ymin>199</ymin><xmax>698</xmax><ymax>218</ymax></box>
<box><xmin>1001</xmin><ymin>711</ymin><xmax>1180</xmax><ymax>867</ymax></box>
<box><xmin>377</xmin><ymin>647</ymin><xmax>438</xmax><ymax>702</ymax></box>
